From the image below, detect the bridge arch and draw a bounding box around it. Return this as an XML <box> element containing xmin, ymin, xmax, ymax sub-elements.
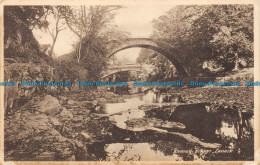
<box><xmin>101</xmin><ymin>69</ymin><xmax>142</xmax><ymax>80</ymax></box>
<box><xmin>107</xmin><ymin>38</ymin><xmax>189</xmax><ymax>76</ymax></box>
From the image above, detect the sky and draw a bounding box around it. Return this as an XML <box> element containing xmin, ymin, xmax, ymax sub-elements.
<box><xmin>33</xmin><ymin>5</ymin><xmax>174</xmax><ymax>63</ymax></box>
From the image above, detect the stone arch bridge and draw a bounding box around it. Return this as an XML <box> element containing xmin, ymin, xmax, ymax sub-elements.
<box><xmin>106</xmin><ymin>38</ymin><xmax>189</xmax><ymax>76</ymax></box>
<box><xmin>101</xmin><ymin>64</ymin><xmax>143</xmax><ymax>80</ymax></box>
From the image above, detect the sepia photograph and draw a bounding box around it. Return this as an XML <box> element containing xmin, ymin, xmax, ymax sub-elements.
<box><xmin>1</xmin><ymin>1</ymin><xmax>258</xmax><ymax>163</ymax></box>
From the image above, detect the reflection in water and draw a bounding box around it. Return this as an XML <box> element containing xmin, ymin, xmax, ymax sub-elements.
<box><xmin>140</xmin><ymin>90</ymin><xmax>163</xmax><ymax>103</ymax></box>
<box><xmin>104</xmin><ymin>90</ymin><xmax>180</xmax><ymax>114</ymax></box>
<box><xmin>104</xmin><ymin>97</ymin><xmax>145</xmax><ymax>114</ymax></box>
<box><xmin>110</xmin><ymin>108</ymin><xmax>146</xmax><ymax>130</ymax></box>
<box><xmin>215</xmin><ymin>112</ymin><xmax>254</xmax><ymax>141</ymax></box>
<box><xmin>216</xmin><ymin>121</ymin><xmax>238</xmax><ymax>139</ymax></box>
<box><xmin>105</xmin><ymin>143</ymin><xmax>183</xmax><ymax>161</ymax></box>
<box><xmin>103</xmin><ymin>91</ymin><xmax>161</xmax><ymax>114</ymax></box>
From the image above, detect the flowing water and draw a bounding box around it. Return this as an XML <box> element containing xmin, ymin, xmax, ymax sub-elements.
<box><xmin>88</xmin><ymin>90</ymin><xmax>254</xmax><ymax>161</ymax></box>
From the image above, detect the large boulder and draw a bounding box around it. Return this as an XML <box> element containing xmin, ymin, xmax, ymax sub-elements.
<box><xmin>35</xmin><ymin>95</ymin><xmax>61</xmax><ymax>116</ymax></box>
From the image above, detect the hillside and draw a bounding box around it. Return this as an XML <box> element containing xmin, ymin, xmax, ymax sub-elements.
<box><xmin>56</xmin><ymin>52</ymin><xmax>76</xmax><ymax>62</ymax></box>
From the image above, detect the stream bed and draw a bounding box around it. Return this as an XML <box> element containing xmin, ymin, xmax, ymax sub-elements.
<box><xmin>86</xmin><ymin>90</ymin><xmax>254</xmax><ymax>161</ymax></box>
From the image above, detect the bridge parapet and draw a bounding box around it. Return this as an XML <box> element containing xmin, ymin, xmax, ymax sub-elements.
<box><xmin>107</xmin><ymin>38</ymin><xmax>158</xmax><ymax>58</ymax></box>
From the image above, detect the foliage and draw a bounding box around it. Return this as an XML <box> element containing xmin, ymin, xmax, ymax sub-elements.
<box><xmin>136</xmin><ymin>49</ymin><xmax>177</xmax><ymax>81</ymax></box>
<box><xmin>53</xmin><ymin>60</ymin><xmax>82</xmax><ymax>82</ymax></box>
<box><xmin>61</xmin><ymin>5</ymin><xmax>129</xmax><ymax>80</ymax></box>
<box><xmin>62</xmin><ymin>6</ymin><xmax>123</xmax><ymax>62</ymax></box>
<box><xmin>4</xmin><ymin>6</ymin><xmax>53</xmax><ymax>64</ymax></box>
<box><xmin>151</xmin><ymin>5</ymin><xmax>253</xmax><ymax>76</ymax></box>
<box><xmin>110</xmin><ymin>56</ymin><xmax>132</xmax><ymax>65</ymax></box>
<box><xmin>5</xmin><ymin>6</ymin><xmax>50</xmax><ymax>30</ymax></box>
<box><xmin>4</xmin><ymin>5</ymin><xmax>127</xmax><ymax>82</ymax></box>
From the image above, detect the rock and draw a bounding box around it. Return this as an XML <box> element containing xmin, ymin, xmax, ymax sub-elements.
<box><xmin>50</xmin><ymin>86</ymin><xmax>57</xmax><ymax>93</ymax></box>
<box><xmin>74</xmin><ymin>140</ymin><xmax>84</xmax><ymax>148</ymax></box>
<box><xmin>25</xmin><ymin>120</ymin><xmax>39</xmax><ymax>130</ymax></box>
<box><xmin>71</xmin><ymin>83</ymin><xmax>79</xmax><ymax>92</ymax></box>
<box><xmin>157</xmin><ymin>121</ymin><xmax>185</xmax><ymax>129</ymax></box>
<box><xmin>22</xmin><ymin>71</ymin><xmax>29</xmax><ymax>76</ymax></box>
<box><xmin>138</xmin><ymin>105</ymin><xmax>160</xmax><ymax>111</ymax></box>
<box><xmin>97</xmin><ymin>98</ymin><xmax>107</xmax><ymax>104</ymax></box>
<box><xmin>24</xmin><ymin>114</ymin><xmax>51</xmax><ymax>132</ymax></box>
<box><xmin>34</xmin><ymin>151</ymin><xmax>56</xmax><ymax>160</ymax></box>
<box><xmin>17</xmin><ymin>130</ymin><xmax>31</xmax><ymax>140</ymax></box>
<box><xmin>48</xmin><ymin>128</ymin><xmax>62</xmax><ymax>137</ymax></box>
<box><xmin>34</xmin><ymin>136</ymin><xmax>42</xmax><ymax>141</ymax></box>
<box><xmin>59</xmin><ymin>108</ymin><xmax>73</xmax><ymax>119</ymax></box>
<box><xmin>170</xmin><ymin>132</ymin><xmax>221</xmax><ymax>149</ymax></box>
<box><xmin>66</xmin><ymin>139</ymin><xmax>76</xmax><ymax>147</ymax></box>
<box><xmin>126</xmin><ymin>118</ymin><xmax>185</xmax><ymax>131</ymax></box>
<box><xmin>49</xmin><ymin>117</ymin><xmax>62</xmax><ymax>127</ymax></box>
<box><xmin>64</xmin><ymin>87</ymin><xmax>70</xmax><ymax>93</ymax></box>
<box><xmin>92</xmin><ymin>100</ymin><xmax>98</xmax><ymax>106</ymax></box>
<box><xmin>78</xmin><ymin>132</ymin><xmax>91</xmax><ymax>142</ymax></box>
<box><xmin>67</xmin><ymin>99</ymin><xmax>76</xmax><ymax>105</ymax></box>
<box><xmin>59</xmin><ymin>96</ymin><xmax>68</xmax><ymax>105</ymax></box>
<box><xmin>55</xmin><ymin>135</ymin><xmax>68</xmax><ymax>142</ymax></box>
<box><xmin>54</xmin><ymin>142</ymin><xmax>74</xmax><ymax>160</ymax></box>
<box><xmin>36</xmin><ymin>95</ymin><xmax>61</xmax><ymax>116</ymax></box>
<box><xmin>94</xmin><ymin>105</ymin><xmax>102</xmax><ymax>113</ymax></box>
<box><xmin>82</xmin><ymin>109</ymin><xmax>91</xmax><ymax>116</ymax></box>
<box><xmin>66</xmin><ymin>155</ymin><xmax>76</xmax><ymax>161</ymax></box>
<box><xmin>80</xmin><ymin>100</ymin><xmax>92</xmax><ymax>105</ymax></box>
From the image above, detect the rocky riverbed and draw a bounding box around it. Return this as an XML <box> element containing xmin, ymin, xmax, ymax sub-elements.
<box><xmin>4</xmin><ymin>86</ymin><xmax>254</xmax><ymax>161</ymax></box>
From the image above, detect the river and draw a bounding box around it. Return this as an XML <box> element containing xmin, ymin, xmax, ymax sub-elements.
<box><xmin>87</xmin><ymin>90</ymin><xmax>254</xmax><ymax>161</ymax></box>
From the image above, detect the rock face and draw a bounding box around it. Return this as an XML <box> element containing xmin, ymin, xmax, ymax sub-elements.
<box><xmin>4</xmin><ymin>110</ymin><xmax>77</xmax><ymax>161</ymax></box>
<box><xmin>4</xmin><ymin>91</ymin><xmax>100</xmax><ymax>161</ymax></box>
<box><xmin>4</xmin><ymin>63</ymin><xmax>55</xmax><ymax>116</ymax></box>
<box><xmin>4</xmin><ymin>84</ymin><xmax>19</xmax><ymax>115</ymax></box>
<box><xmin>34</xmin><ymin>95</ymin><xmax>61</xmax><ymax>116</ymax></box>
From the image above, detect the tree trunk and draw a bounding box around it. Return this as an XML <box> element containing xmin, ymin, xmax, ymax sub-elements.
<box><xmin>77</xmin><ymin>41</ymin><xmax>82</xmax><ymax>64</ymax></box>
<box><xmin>50</xmin><ymin>35</ymin><xmax>58</xmax><ymax>57</ymax></box>
<box><xmin>233</xmin><ymin>53</ymin><xmax>240</xmax><ymax>71</ymax></box>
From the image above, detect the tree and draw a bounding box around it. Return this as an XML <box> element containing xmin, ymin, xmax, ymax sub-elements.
<box><xmin>61</xmin><ymin>5</ymin><xmax>124</xmax><ymax>64</ymax></box>
<box><xmin>189</xmin><ymin>5</ymin><xmax>253</xmax><ymax>72</ymax></box>
<box><xmin>4</xmin><ymin>6</ymin><xmax>53</xmax><ymax>63</ymax></box>
<box><xmin>136</xmin><ymin>49</ymin><xmax>177</xmax><ymax>81</ymax></box>
<box><xmin>58</xmin><ymin>5</ymin><xmax>130</xmax><ymax>81</ymax></box>
<box><xmin>152</xmin><ymin>5</ymin><xmax>253</xmax><ymax>75</ymax></box>
<box><xmin>46</xmin><ymin>6</ymin><xmax>66</xmax><ymax>57</ymax></box>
